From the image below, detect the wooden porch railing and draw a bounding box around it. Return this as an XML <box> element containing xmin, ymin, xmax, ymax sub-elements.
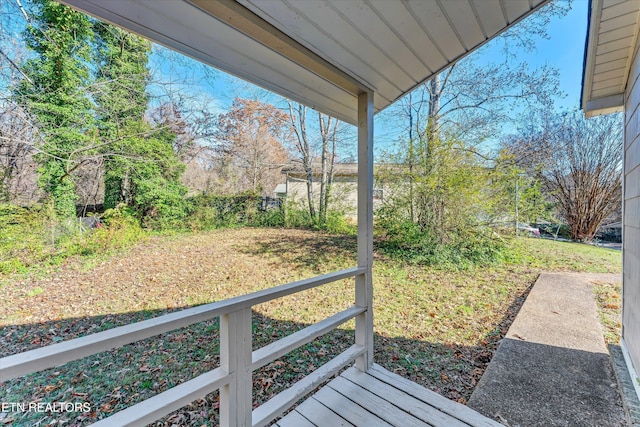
<box><xmin>0</xmin><ymin>267</ymin><xmax>371</xmax><ymax>427</ymax></box>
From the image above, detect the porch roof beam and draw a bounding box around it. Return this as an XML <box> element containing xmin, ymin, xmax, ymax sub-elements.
<box><xmin>188</xmin><ymin>0</ymin><xmax>365</xmax><ymax>97</ymax></box>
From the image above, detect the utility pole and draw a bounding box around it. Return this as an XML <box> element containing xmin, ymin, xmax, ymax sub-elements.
<box><xmin>515</xmin><ymin>177</ymin><xmax>519</xmax><ymax>235</ymax></box>
<box><xmin>515</xmin><ymin>173</ymin><xmax>526</xmax><ymax>235</ymax></box>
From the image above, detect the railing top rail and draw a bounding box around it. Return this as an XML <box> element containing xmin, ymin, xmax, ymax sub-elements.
<box><xmin>89</xmin><ymin>367</ymin><xmax>230</xmax><ymax>427</ymax></box>
<box><xmin>0</xmin><ymin>267</ymin><xmax>363</xmax><ymax>382</ymax></box>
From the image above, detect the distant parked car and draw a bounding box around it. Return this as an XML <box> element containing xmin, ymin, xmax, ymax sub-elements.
<box><xmin>80</xmin><ymin>216</ymin><xmax>102</xmax><ymax>229</ymax></box>
<box><xmin>517</xmin><ymin>222</ymin><xmax>540</xmax><ymax>237</ymax></box>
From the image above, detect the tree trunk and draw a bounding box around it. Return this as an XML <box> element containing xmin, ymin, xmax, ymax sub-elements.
<box><xmin>318</xmin><ymin>113</ymin><xmax>331</xmax><ymax>225</ymax></box>
<box><xmin>288</xmin><ymin>102</ymin><xmax>316</xmax><ymax>222</ymax></box>
<box><xmin>407</xmin><ymin>92</ymin><xmax>415</xmax><ymax>223</ymax></box>
<box><xmin>428</xmin><ymin>74</ymin><xmax>441</xmax><ymax>143</ymax></box>
<box><xmin>326</xmin><ymin>120</ymin><xmax>338</xmax><ymax>218</ymax></box>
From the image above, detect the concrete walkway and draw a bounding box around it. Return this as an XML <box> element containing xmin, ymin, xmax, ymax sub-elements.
<box><xmin>468</xmin><ymin>273</ymin><xmax>626</xmax><ymax>427</ymax></box>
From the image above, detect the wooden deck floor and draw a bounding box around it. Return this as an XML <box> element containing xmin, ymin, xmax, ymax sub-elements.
<box><xmin>274</xmin><ymin>364</ymin><xmax>502</xmax><ymax>427</ymax></box>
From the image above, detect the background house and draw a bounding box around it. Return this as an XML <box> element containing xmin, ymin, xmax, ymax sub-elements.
<box><xmin>277</xmin><ymin>163</ymin><xmax>385</xmax><ymax>218</ymax></box>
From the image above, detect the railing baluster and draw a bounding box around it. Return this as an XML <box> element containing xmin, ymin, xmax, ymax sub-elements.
<box><xmin>220</xmin><ymin>308</ymin><xmax>253</xmax><ymax>427</ymax></box>
<box><xmin>355</xmin><ymin>271</ymin><xmax>373</xmax><ymax>371</ymax></box>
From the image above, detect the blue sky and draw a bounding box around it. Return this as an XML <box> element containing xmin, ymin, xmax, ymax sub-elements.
<box><xmin>526</xmin><ymin>0</ymin><xmax>588</xmax><ymax>111</ymax></box>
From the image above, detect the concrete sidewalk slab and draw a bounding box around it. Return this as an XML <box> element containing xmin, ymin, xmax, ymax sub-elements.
<box><xmin>468</xmin><ymin>273</ymin><xmax>625</xmax><ymax>427</ymax></box>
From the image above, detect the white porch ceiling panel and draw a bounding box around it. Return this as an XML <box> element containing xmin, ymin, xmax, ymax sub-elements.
<box><xmin>59</xmin><ymin>0</ymin><xmax>548</xmax><ymax>125</ymax></box>
<box><xmin>583</xmin><ymin>0</ymin><xmax>640</xmax><ymax>117</ymax></box>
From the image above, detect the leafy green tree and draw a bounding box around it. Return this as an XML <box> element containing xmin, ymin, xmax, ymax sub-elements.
<box><xmin>93</xmin><ymin>23</ymin><xmax>187</xmax><ymax>227</ymax></box>
<box><xmin>15</xmin><ymin>0</ymin><xmax>93</xmax><ymax>217</ymax></box>
<box><xmin>377</xmin><ymin>136</ymin><xmax>553</xmax><ymax>264</ymax></box>
<box><xmin>93</xmin><ymin>22</ymin><xmax>149</xmax><ymax>209</ymax></box>
<box><xmin>379</xmin><ymin>133</ymin><xmax>500</xmax><ymax>243</ymax></box>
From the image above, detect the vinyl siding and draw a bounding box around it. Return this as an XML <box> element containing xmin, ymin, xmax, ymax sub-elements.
<box><xmin>624</xmin><ymin>31</ymin><xmax>640</xmax><ymax>372</ymax></box>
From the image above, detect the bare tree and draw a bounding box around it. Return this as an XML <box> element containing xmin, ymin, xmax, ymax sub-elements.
<box><xmin>503</xmin><ymin>110</ymin><xmax>623</xmax><ymax>241</ymax></box>
<box><xmin>0</xmin><ymin>101</ymin><xmax>41</xmax><ymax>203</ymax></box>
<box><xmin>380</xmin><ymin>1</ymin><xmax>569</xmax><ymax>149</ymax></box>
<box><xmin>287</xmin><ymin>101</ymin><xmax>315</xmax><ymax>219</ymax></box>
<box><xmin>374</xmin><ymin>1</ymin><xmax>567</xmax><ymax>236</ymax></box>
<box><xmin>287</xmin><ymin>102</ymin><xmax>342</xmax><ymax>225</ymax></box>
<box><xmin>0</xmin><ymin>2</ymin><xmax>39</xmax><ymax>203</ymax></box>
<box><xmin>318</xmin><ymin>112</ymin><xmax>339</xmax><ymax>224</ymax></box>
<box><xmin>216</xmin><ymin>98</ymin><xmax>290</xmax><ymax>194</ymax></box>
<box><xmin>150</xmin><ymin>101</ymin><xmax>222</xmax><ymax>195</ymax></box>
<box><xmin>395</xmin><ymin>57</ymin><xmax>560</xmax><ymax>150</ymax></box>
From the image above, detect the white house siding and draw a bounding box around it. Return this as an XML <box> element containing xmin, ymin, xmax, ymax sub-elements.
<box><xmin>624</xmin><ymin>34</ymin><xmax>640</xmax><ymax>373</ymax></box>
<box><xmin>285</xmin><ymin>176</ymin><xmax>358</xmax><ymax>218</ymax></box>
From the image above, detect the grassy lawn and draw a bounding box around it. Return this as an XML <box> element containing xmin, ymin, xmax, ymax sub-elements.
<box><xmin>0</xmin><ymin>229</ymin><xmax>621</xmax><ymax>426</ymax></box>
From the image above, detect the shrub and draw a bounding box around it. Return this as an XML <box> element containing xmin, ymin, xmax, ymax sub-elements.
<box><xmin>322</xmin><ymin>210</ymin><xmax>356</xmax><ymax>235</ymax></box>
<box><xmin>253</xmin><ymin>208</ymin><xmax>285</xmax><ymax>227</ymax></box>
<box><xmin>0</xmin><ymin>203</ymin><xmax>52</xmax><ymax>272</ymax></box>
<box><xmin>186</xmin><ymin>205</ymin><xmax>220</xmax><ymax>231</ymax></box>
<box><xmin>136</xmin><ymin>179</ymin><xmax>189</xmax><ymax>230</ymax></box>
<box><xmin>0</xmin><ymin>203</ymin><xmax>146</xmax><ymax>274</ymax></box>
<box><xmin>282</xmin><ymin>201</ymin><xmax>313</xmax><ymax>228</ymax></box>
<box><xmin>188</xmin><ymin>193</ymin><xmax>263</xmax><ymax>228</ymax></box>
<box><xmin>85</xmin><ymin>204</ymin><xmax>145</xmax><ymax>251</ymax></box>
<box><xmin>375</xmin><ymin>206</ymin><xmax>505</xmax><ymax>269</ymax></box>
<box><xmin>186</xmin><ymin>193</ymin><xmax>295</xmax><ymax>229</ymax></box>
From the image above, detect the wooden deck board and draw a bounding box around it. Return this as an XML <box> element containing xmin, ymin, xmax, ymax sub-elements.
<box><xmin>274</xmin><ymin>364</ymin><xmax>502</xmax><ymax>427</ymax></box>
<box><xmin>274</xmin><ymin>410</ymin><xmax>316</xmax><ymax>427</ymax></box>
<box><xmin>327</xmin><ymin>376</ymin><xmax>434</xmax><ymax>426</ymax></box>
<box><xmin>367</xmin><ymin>364</ymin><xmax>503</xmax><ymax>427</ymax></box>
<box><xmin>340</xmin><ymin>369</ymin><xmax>468</xmax><ymax>427</ymax></box>
<box><xmin>313</xmin><ymin>386</ymin><xmax>393</xmax><ymax>427</ymax></box>
<box><xmin>292</xmin><ymin>395</ymin><xmax>354</xmax><ymax>426</ymax></box>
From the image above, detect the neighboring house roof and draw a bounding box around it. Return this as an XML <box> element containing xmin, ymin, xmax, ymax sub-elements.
<box><xmin>582</xmin><ymin>0</ymin><xmax>640</xmax><ymax>117</ymax></box>
<box><xmin>282</xmin><ymin>163</ymin><xmax>359</xmax><ymax>177</ymax></box>
<box><xmin>281</xmin><ymin>163</ymin><xmax>405</xmax><ymax>178</ymax></box>
<box><xmin>59</xmin><ymin>0</ymin><xmax>548</xmax><ymax>126</ymax></box>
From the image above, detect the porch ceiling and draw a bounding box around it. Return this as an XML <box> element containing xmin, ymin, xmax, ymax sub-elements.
<box><xmin>582</xmin><ymin>0</ymin><xmax>640</xmax><ymax>117</ymax></box>
<box><xmin>59</xmin><ymin>0</ymin><xmax>548</xmax><ymax>125</ymax></box>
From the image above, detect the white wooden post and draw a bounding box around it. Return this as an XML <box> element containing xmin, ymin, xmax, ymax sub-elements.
<box><xmin>356</xmin><ymin>91</ymin><xmax>374</xmax><ymax>371</ymax></box>
<box><xmin>220</xmin><ymin>308</ymin><xmax>253</xmax><ymax>427</ymax></box>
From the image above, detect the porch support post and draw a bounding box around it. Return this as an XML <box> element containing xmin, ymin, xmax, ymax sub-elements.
<box><xmin>355</xmin><ymin>91</ymin><xmax>374</xmax><ymax>371</ymax></box>
<box><xmin>220</xmin><ymin>308</ymin><xmax>253</xmax><ymax>427</ymax></box>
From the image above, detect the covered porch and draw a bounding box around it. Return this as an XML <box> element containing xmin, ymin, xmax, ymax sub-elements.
<box><xmin>1</xmin><ymin>0</ymin><xmax>555</xmax><ymax>425</ymax></box>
